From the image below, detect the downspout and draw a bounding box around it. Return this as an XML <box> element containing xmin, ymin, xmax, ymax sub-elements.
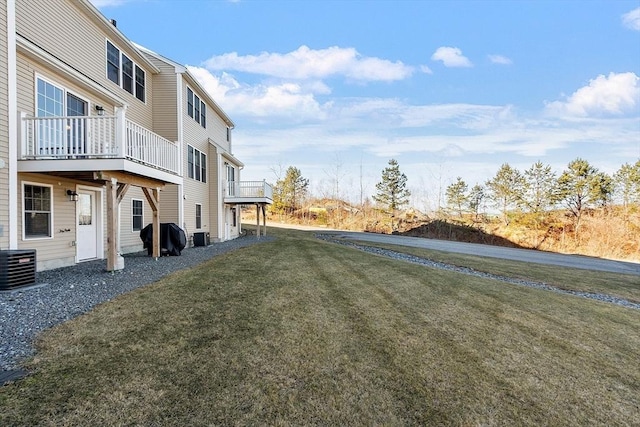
<box><xmin>7</xmin><ymin>0</ymin><xmax>17</xmax><ymax>249</ymax></box>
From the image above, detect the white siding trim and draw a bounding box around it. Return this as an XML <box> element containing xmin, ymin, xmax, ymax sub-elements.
<box><xmin>177</xmin><ymin>73</ymin><xmax>184</xmax><ymax>229</ymax></box>
<box><xmin>8</xmin><ymin>0</ymin><xmax>17</xmax><ymax>249</ymax></box>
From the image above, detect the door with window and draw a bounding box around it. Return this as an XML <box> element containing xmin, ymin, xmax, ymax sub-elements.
<box><xmin>76</xmin><ymin>190</ymin><xmax>98</xmax><ymax>261</ymax></box>
<box><xmin>66</xmin><ymin>93</ymin><xmax>87</xmax><ymax>154</ymax></box>
<box><xmin>36</xmin><ymin>78</ymin><xmax>88</xmax><ymax>155</ymax></box>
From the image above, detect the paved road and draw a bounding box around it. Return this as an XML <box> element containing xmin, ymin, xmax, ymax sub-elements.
<box><xmin>318</xmin><ymin>231</ymin><xmax>640</xmax><ymax>276</ymax></box>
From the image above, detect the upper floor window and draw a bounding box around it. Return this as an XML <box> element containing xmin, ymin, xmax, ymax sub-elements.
<box><xmin>107</xmin><ymin>41</ymin><xmax>119</xmax><ymax>85</ymax></box>
<box><xmin>23</xmin><ymin>183</ymin><xmax>52</xmax><ymax>239</ymax></box>
<box><xmin>106</xmin><ymin>40</ymin><xmax>145</xmax><ymax>103</ymax></box>
<box><xmin>187</xmin><ymin>145</ymin><xmax>207</xmax><ymax>183</ymax></box>
<box><xmin>226</xmin><ymin>127</ymin><xmax>231</xmax><ymax>142</ymax></box>
<box><xmin>187</xmin><ymin>86</ymin><xmax>206</xmax><ymax>128</ymax></box>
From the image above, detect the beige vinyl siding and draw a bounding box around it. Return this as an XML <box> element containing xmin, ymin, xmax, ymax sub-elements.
<box><xmin>208</xmin><ymin>110</ymin><xmax>232</xmax><ymax>153</ymax></box>
<box><xmin>183</xmin><ymin>179</ymin><xmax>210</xmax><ymax>243</ymax></box>
<box><xmin>119</xmin><ymin>186</ymin><xmax>146</xmax><ymax>254</ymax></box>
<box><xmin>0</xmin><ymin>3</ymin><xmax>9</xmax><ymax>249</ymax></box>
<box><xmin>18</xmin><ymin>174</ymin><xmax>80</xmax><ymax>271</ymax></box>
<box><xmin>148</xmin><ymin>57</ymin><xmax>178</xmax><ymax>141</ymax></box>
<box><xmin>161</xmin><ymin>184</ymin><xmax>179</xmax><ymax>225</ymax></box>
<box><xmin>15</xmin><ymin>0</ymin><xmax>154</xmax><ymax>128</ymax></box>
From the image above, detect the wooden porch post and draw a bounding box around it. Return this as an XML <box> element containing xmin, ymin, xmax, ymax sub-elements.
<box><xmin>256</xmin><ymin>204</ymin><xmax>260</xmax><ymax>239</ymax></box>
<box><xmin>262</xmin><ymin>204</ymin><xmax>267</xmax><ymax>236</ymax></box>
<box><xmin>142</xmin><ymin>187</ymin><xmax>160</xmax><ymax>258</ymax></box>
<box><xmin>106</xmin><ymin>178</ymin><xmax>123</xmax><ymax>271</ymax></box>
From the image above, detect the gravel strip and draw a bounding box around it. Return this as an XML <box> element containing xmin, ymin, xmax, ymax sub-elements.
<box><xmin>0</xmin><ymin>235</ymin><xmax>274</xmax><ymax>372</ymax></box>
<box><xmin>317</xmin><ymin>234</ymin><xmax>640</xmax><ymax>311</ymax></box>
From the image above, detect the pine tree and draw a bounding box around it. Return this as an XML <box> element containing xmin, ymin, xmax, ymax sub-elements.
<box><xmin>445</xmin><ymin>177</ymin><xmax>468</xmax><ymax>217</ymax></box>
<box><xmin>485</xmin><ymin>163</ymin><xmax>525</xmax><ymax>225</ymax></box>
<box><xmin>557</xmin><ymin>158</ymin><xmax>599</xmax><ymax>234</ymax></box>
<box><xmin>272</xmin><ymin>166</ymin><xmax>309</xmax><ymax>214</ymax></box>
<box><xmin>373</xmin><ymin>159</ymin><xmax>411</xmax><ymax>229</ymax></box>
<box><xmin>467</xmin><ymin>184</ymin><xmax>485</xmax><ymax>221</ymax></box>
<box><xmin>614</xmin><ymin>160</ymin><xmax>640</xmax><ymax>209</ymax></box>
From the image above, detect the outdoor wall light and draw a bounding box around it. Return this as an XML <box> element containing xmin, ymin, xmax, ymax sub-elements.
<box><xmin>67</xmin><ymin>189</ymin><xmax>78</xmax><ymax>202</ymax></box>
<box><xmin>95</xmin><ymin>105</ymin><xmax>105</xmax><ymax>116</ymax></box>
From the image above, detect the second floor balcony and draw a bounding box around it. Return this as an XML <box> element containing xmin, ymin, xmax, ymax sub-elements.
<box><xmin>18</xmin><ymin>112</ymin><xmax>181</xmax><ymax>184</ymax></box>
<box><xmin>224</xmin><ymin>180</ymin><xmax>273</xmax><ymax>205</ymax></box>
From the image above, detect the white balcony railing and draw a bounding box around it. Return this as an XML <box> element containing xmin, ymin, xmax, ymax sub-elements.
<box><xmin>226</xmin><ymin>180</ymin><xmax>273</xmax><ymax>201</ymax></box>
<box><xmin>20</xmin><ymin>115</ymin><xmax>180</xmax><ymax>175</ymax></box>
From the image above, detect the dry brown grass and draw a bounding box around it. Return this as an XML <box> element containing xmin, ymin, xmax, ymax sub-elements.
<box><xmin>1</xmin><ymin>227</ymin><xmax>639</xmax><ymax>426</ymax></box>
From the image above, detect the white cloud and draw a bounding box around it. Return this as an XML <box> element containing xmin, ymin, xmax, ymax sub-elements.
<box><xmin>89</xmin><ymin>0</ymin><xmax>127</xmax><ymax>7</ymax></box>
<box><xmin>420</xmin><ymin>65</ymin><xmax>433</xmax><ymax>74</ymax></box>
<box><xmin>431</xmin><ymin>46</ymin><xmax>473</xmax><ymax>67</ymax></box>
<box><xmin>488</xmin><ymin>54</ymin><xmax>513</xmax><ymax>65</ymax></box>
<box><xmin>203</xmin><ymin>45</ymin><xmax>414</xmax><ymax>82</ymax></box>
<box><xmin>545</xmin><ymin>72</ymin><xmax>640</xmax><ymax>117</ymax></box>
<box><xmin>622</xmin><ymin>7</ymin><xmax>640</xmax><ymax>31</ymax></box>
<box><xmin>187</xmin><ymin>66</ymin><xmax>327</xmax><ymax>120</ymax></box>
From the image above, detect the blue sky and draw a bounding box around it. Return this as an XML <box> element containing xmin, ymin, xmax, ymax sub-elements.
<box><xmin>93</xmin><ymin>0</ymin><xmax>640</xmax><ymax>210</ymax></box>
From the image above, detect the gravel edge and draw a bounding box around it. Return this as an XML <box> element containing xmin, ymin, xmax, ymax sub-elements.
<box><xmin>0</xmin><ymin>235</ymin><xmax>274</xmax><ymax>372</ymax></box>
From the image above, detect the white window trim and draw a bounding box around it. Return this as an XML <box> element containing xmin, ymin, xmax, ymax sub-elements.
<box><xmin>105</xmin><ymin>39</ymin><xmax>146</xmax><ymax>104</ymax></box>
<box><xmin>131</xmin><ymin>198</ymin><xmax>144</xmax><ymax>233</ymax></box>
<box><xmin>22</xmin><ymin>181</ymin><xmax>54</xmax><ymax>241</ymax></box>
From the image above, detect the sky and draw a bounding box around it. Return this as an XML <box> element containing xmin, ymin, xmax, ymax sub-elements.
<box><xmin>92</xmin><ymin>0</ymin><xmax>640</xmax><ymax>210</ymax></box>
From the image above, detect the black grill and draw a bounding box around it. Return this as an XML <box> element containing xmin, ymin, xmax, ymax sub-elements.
<box><xmin>0</xmin><ymin>250</ymin><xmax>37</xmax><ymax>290</ymax></box>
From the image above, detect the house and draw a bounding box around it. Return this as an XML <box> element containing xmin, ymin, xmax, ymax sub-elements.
<box><xmin>0</xmin><ymin>0</ymin><xmax>271</xmax><ymax>273</ymax></box>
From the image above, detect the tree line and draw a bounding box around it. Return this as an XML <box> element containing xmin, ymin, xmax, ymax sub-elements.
<box><xmin>445</xmin><ymin>159</ymin><xmax>640</xmax><ymax>233</ymax></box>
<box><xmin>270</xmin><ymin>158</ymin><xmax>640</xmax><ymax>234</ymax></box>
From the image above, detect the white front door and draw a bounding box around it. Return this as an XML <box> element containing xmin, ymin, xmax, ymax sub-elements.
<box><xmin>77</xmin><ymin>190</ymin><xmax>98</xmax><ymax>261</ymax></box>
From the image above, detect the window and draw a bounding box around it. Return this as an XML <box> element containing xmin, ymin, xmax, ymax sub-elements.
<box><xmin>187</xmin><ymin>87</ymin><xmax>194</xmax><ymax>117</ymax></box>
<box><xmin>187</xmin><ymin>145</ymin><xmax>206</xmax><ymax>183</ymax></box>
<box><xmin>226</xmin><ymin>127</ymin><xmax>231</xmax><ymax>142</ymax></box>
<box><xmin>132</xmin><ymin>199</ymin><xmax>143</xmax><ymax>232</ymax></box>
<box><xmin>106</xmin><ymin>40</ymin><xmax>145</xmax><ymax>102</ymax></box>
<box><xmin>231</xmin><ymin>208</ymin><xmax>237</xmax><ymax>227</ymax></box>
<box><xmin>186</xmin><ymin>86</ymin><xmax>206</xmax><ymax>128</ymax></box>
<box><xmin>122</xmin><ymin>54</ymin><xmax>133</xmax><ymax>94</ymax></box>
<box><xmin>195</xmin><ymin>204</ymin><xmax>202</xmax><ymax>229</ymax></box>
<box><xmin>194</xmin><ymin>94</ymin><xmax>201</xmax><ymax>124</ymax></box>
<box><xmin>24</xmin><ymin>184</ymin><xmax>52</xmax><ymax>238</ymax></box>
<box><xmin>107</xmin><ymin>41</ymin><xmax>120</xmax><ymax>85</ymax></box>
<box><xmin>194</xmin><ymin>150</ymin><xmax>201</xmax><ymax>181</ymax></box>
<box><xmin>187</xmin><ymin>146</ymin><xmax>194</xmax><ymax>179</ymax></box>
<box><xmin>135</xmin><ymin>65</ymin><xmax>145</xmax><ymax>102</ymax></box>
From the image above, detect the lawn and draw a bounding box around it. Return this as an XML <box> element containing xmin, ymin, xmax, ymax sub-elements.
<box><xmin>1</xmin><ymin>228</ymin><xmax>638</xmax><ymax>426</ymax></box>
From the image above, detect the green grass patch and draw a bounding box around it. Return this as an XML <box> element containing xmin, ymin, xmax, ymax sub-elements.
<box><xmin>1</xmin><ymin>228</ymin><xmax>639</xmax><ymax>426</ymax></box>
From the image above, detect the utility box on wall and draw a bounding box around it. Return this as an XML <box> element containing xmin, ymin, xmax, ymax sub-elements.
<box><xmin>0</xmin><ymin>250</ymin><xmax>37</xmax><ymax>290</ymax></box>
<box><xmin>193</xmin><ymin>232</ymin><xmax>210</xmax><ymax>247</ymax></box>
